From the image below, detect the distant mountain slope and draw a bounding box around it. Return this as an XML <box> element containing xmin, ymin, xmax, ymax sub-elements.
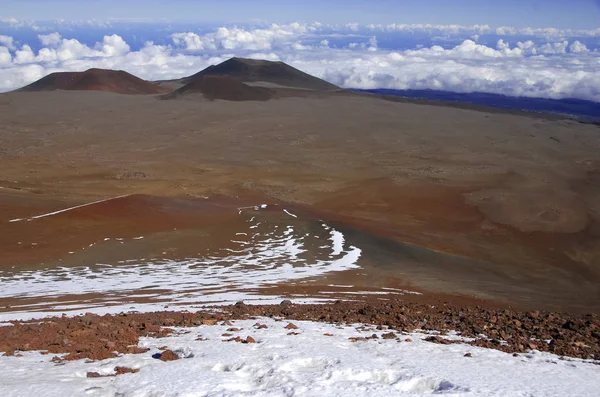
<box><xmin>176</xmin><ymin>57</ymin><xmax>339</xmax><ymax>91</ymax></box>
<box><xmin>354</xmin><ymin>89</ymin><xmax>600</xmax><ymax>123</ymax></box>
<box><xmin>162</xmin><ymin>75</ymin><xmax>275</xmax><ymax>101</ymax></box>
<box><xmin>18</xmin><ymin>69</ymin><xmax>168</xmax><ymax>95</ymax></box>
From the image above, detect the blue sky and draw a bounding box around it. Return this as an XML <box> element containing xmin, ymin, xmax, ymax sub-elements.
<box><xmin>1</xmin><ymin>0</ymin><xmax>599</xmax><ymax>29</ymax></box>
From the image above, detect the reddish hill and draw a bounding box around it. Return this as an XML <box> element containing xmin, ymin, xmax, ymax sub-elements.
<box><xmin>163</xmin><ymin>75</ymin><xmax>275</xmax><ymax>101</ymax></box>
<box><xmin>18</xmin><ymin>68</ymin><xmax>168</xmax><ymax>95</ymax></box>
<box><xmin>176</xmin><ymin>57</ymin><xmax>339</xmax><ymax>91</ymax></box>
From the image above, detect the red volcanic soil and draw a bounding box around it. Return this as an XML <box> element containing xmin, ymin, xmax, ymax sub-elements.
<box><xmin>178</xmin><ymin>57</ymin><xmax>339</xmax><ymax>91</ymax></box>
<box><xmin>1</xmin><ymin>299</ymin><xmax>599</xmax><ymax>361</ymax></box>
<box><xmin>18</xmin><ymin>68</ymin><xmax>169</xmax><ymax>95</ymax></box>
<box><xmin>164</xmin><ymin>75</ymin><xmax>275</xmax><ymax>101</ymax></box>
<box><xmin>0</xmin><ymin>193</ymin><xmax>261</xmax><ymax>268</ymax></box>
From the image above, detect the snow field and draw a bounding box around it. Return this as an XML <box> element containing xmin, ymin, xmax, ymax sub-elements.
<box><xmin>1</xmin><ymin>317</ymin><xmax>598</xmax><ymax>397</ymax></box>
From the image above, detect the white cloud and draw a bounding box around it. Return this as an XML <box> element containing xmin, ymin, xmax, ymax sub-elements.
<box><xmin>569</xmin><ymin>41</ymin><xmax>589</xmax><ymax>53</ymax></box>
<box><xmin>0</xmin><ymin>47</ymin><xmax>12</xmax><ymax>67</ymax></box>
<box><xmin>0</xmin><ymin>27</ymin><xmax>599</xmax><ymax>103</ymax></box>
<box><xmin>363</xmin><ymin>23</ymin><xmax>600</xmax><ymax>38</ymax></box>
<box><xmin>95</xmin><ymin>34</ymin><xmax>130</xmax><ymax>56</ymax></box>
<box><xmin>0</xmin><ymin>35</ymin><xmax>15</xmax><ymax>50</ymax></box>
<box><xmin>171</xmin><ymin>24</ymin><xmax>310</xmax><ymax>52</ymax></box>
<box><xmin>367</xmin><ymin>36</ymin><xmax>378</xmax><ymax>52</ymax></box>
<box><xmin>311</xmin><ymin>41</ymin><xmax>600</xmax><ymax>101</ymax></box>
<box><xmin>171</xmin><ymin>32</ymin><xmax>207</xmax><ymax>51</ymax></box>
<box><xmin>38</xmin><ymin>32</ymin><xmax>62</xmax><ymax>47</ymax></box>
<box><xmin>539</xmin><ymin>41</ymin><xmax>569</xmax><ymax>54</ymax></box>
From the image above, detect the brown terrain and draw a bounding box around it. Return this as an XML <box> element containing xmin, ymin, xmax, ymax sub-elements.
<box><xmin>1</xmin><ymin>58</ymin><xmax>600</xmax><ymax>359</ymax></box>
<box><xmin>18</xmin><ymin>68</ymin><xmax>169</xmax><ymax>95</ymax></box>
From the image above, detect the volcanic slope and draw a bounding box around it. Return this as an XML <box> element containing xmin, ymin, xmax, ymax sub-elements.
<box><xmin>175</xmin><ymin>57</ymin><xmax>340</xmax><ymax>91</ymax></box>
<box><xmin>18</xmin><ymin>68</ymin><xmax>168</xmax><ymax>95</ymax></box>
<box><xmin>163</xmin><ymin>75</ymin><xmax>275</xmax><ymax>101</ymax></box>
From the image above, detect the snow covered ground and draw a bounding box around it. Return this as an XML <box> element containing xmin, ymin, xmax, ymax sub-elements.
<box><xmin>0</xmin><ymin>207</ymin><xmax>365</xmax><ymax>318</ymax></box>
<box><xmin>1</xmin><ymin>317</ymin><xmax>598</xmax><ymax>397</ymax></box>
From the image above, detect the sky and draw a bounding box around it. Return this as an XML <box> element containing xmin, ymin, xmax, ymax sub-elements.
<box><xmin>0</xmin><ymin>1</ymin><xmax>599</xmax><ymax>101</ymax></box>
<box><xmin>1</xmin><ymin>0</ymin><xmax>599</xmax><ymax>29</ymax></box>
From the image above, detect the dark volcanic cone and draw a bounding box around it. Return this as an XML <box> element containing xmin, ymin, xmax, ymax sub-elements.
<box><xmin>163</xmin><ymin>75</ymin><xmax>275</xmax><ymax>101</ymax></box>
<box><xmin>177</xmin><ymin>57</ymin><xmax>339</xmax><ymax>91</ymax></box>
<box><xmin>18</xmin><ymin>68</ymin><xmax>169</xmax><ymax>95</ymax></box>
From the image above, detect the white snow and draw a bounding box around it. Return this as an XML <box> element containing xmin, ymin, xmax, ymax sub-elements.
<box><xmin>7</xmin><ymin>194</ymin><xmax>131</xmax><ymax>223</ymax></box>
<box><xmin>0</xmin><ymin>215</ymin><xmax>362</xmax><ymax>319</ymax></box>
<box><xmin>381</xmin><ymin>287</ymin><xmax>423</xmax><ymax>295</ymax></box>
<box><xmin>1</xmin><ymin>317</ymin><xmax>598</xmax><ymax>397</ymax></box>
<box><xmin>283</xmin><ymin>209</ymin><xmax>298</xmax><ymax>218</ymax></box>
<box><xmin>329</xmin><ymin>230</ymin><xmax>345</xmax><ymax>256</ymax></box>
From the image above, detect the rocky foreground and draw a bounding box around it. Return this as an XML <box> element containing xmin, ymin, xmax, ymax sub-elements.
<box><xmin>1</xmin><ymin>298</ymin><xmax>598</xmax><ymax>362</ymax></box>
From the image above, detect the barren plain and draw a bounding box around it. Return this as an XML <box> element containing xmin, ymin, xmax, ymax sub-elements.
<box><xmin>1</xmin><ymin>83</ymin><xmax>599</xmax><ymax>313</ymax></box>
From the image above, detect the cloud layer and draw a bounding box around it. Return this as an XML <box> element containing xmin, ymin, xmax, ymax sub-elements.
<box><xmin>0</xmin><ymin>23</ymin><xmax>599</xmax><ymax>102</ymax></box>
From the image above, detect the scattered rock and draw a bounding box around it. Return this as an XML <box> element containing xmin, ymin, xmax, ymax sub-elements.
<box><xmin>157</xmin><ymin>350</ymin><xmax>179</xmax><ymax>362</ymax></box>
<box><xmin>244</xmin><ymin>336</ymin><xmax>256</xmax><ymax>344</ymax></box>
<box><xmin>285</xmin><ymin>323</ymin><xmax>299</xmax><ymax>330</ymax></box>
<box><xmin>425</xmin><ymin>336</ymin><xmax>453</xmax><ymax>345</ymax></box>
<box><xmin>464</xmin><ymin>353</ymin><xmax>472</xmax><ymax>358</ymax></box>
<box><xmin>528</xmin><ymin>342</ymin><xmax>538</xmax><ymax>350</ymax></box>
<box><xmin>116</xmin><ymin>171</ymin><xmax>148</xmax><ymax>180</ymax></box>
<box><xmin>349</xmin><ymin>334</ymin><xmax>379</xmax><ymax>342</ymax></box>
<box><xmin>280</xmin><ymin>300</ymin><xmax>293</xmax><ymax>306</ymax></box>
<box><xmin>114</xmin><ymin>366</ymin><xmax>140</xmax><ymax>375</ymax></box>
<box><xmin>382</xmin><ymin>332</ymin><xmax>397</xmax><ymax>340</ymax></box>
<box><xmin>86</xmin><ymin>372</ymin><xmax>102</xmax><ymax>378</ymax></box>
<box><xmin>1</xmin><ymin>298</ymin><xmax>598</xmax><ymax>361</ymax></box>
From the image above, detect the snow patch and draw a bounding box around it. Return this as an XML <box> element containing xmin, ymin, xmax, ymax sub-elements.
<box><xmin>283</xmin><ymin>209</ymin><xmax>298</xmax><ymax>218</ymax></box>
